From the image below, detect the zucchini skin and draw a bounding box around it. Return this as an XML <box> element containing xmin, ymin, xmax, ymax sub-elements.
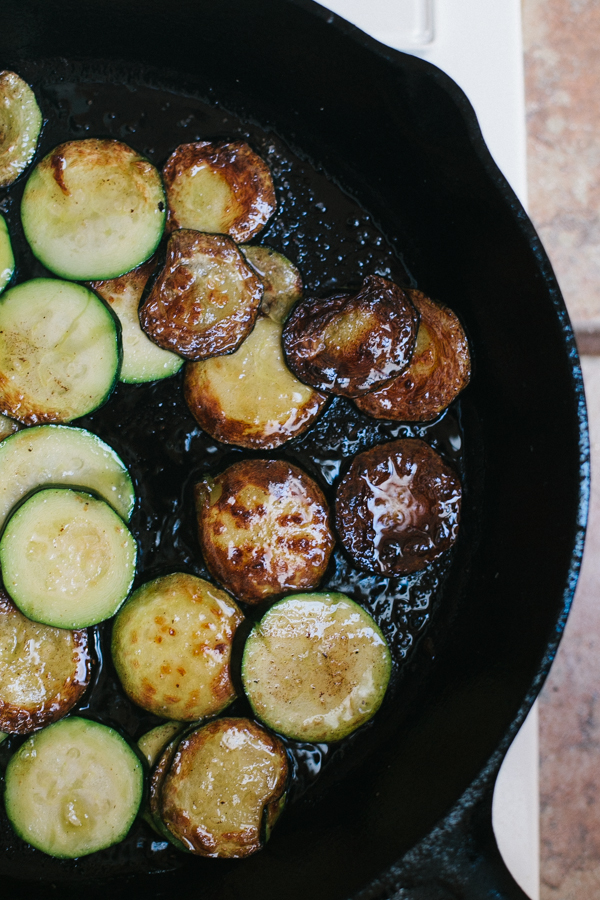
<box><xmin>0</xmin><ymin>214</ymin><xmax>15</xmax><ymax>294</ymax></box>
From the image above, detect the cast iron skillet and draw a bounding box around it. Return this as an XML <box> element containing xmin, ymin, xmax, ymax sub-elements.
<box><xmin>0</xmin><ymin>1</ymin><xmax>589</xmax><ymax>898</ymax></box>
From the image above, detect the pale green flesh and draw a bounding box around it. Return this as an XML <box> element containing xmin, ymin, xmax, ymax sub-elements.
<box><xmin>0</xmin><ymin>424</ymin><xmax>135</xmax><ymax>531</ymax></box>
<box><xmin>0</xmin><ymin>278</ymin><xmax>120</xmax><ymax>425</ymax></box>
<box><xmin>21</xmin><ymin>140</ymin><xmax>166</xmax><ymax>280</ymax></box>
<box><xmin>0</xmin><ymin>214</ymin><xmax>15</xmax><ymax>294</ymax></box>
<box><xmin>5</xmin><ymin>717</ymin><xmax>143</xmax><ymax>858</ymax></box>
<box><xmin>0</xmin><ymin>71</ymin><xmax>42</xmax><ymax>188</ymax></box>
<box><xmin>242</xmin><ymin>592</ymin><xmax>392</xmax><ymax>742</ymax></box>
<box><xmin>241</xmin><ymin>245</ymin><xmax>302</xmax><ymax>325</ymax></box>
<box><xmin>0</xmin><ymin>487</ymin><xmax>137</xmax><ymax>628</ymax></box>
<box><xmin>138</xmin><ymin>721</ymin><xmax>185</xmax><ymax>767</ymax></box>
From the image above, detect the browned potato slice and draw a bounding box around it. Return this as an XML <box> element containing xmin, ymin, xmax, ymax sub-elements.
<box><xmin>241</xmin><ymin>245</ymin><xmax>303</xmax><ymax>324</ymax></box>
<box><xmin>335</xmin><ymin>438</ymin><xmax>462</xmax><ymax>575</ymax></box>
<box><xmin>160</xmin><ymin>717</ymin><xmax>288</xmax><ymax>857</ymax></box>
<box><xmin>282</xmin><ymin>274</ymin><xmax>419</xmax><ymax>397</ymax></box>
<box><xmin>0</xmin><ymin>591</ymin><xmax>91</xmax><ymax>734</ymax></box>
<box><xmin>163</xmin><ymin>141</ymin><xmax>276</xmax><ymax>242</ymax></box>
<box><xmin>111</xmin><ymin>572</ymin><xmax>243</xmax><ymax>720</ymax></box>
<box><xmin>184</xmin><ymin>315</ymin><xmax>328</xmax><ymax>449</ymax></box>
<box><xmin>139</xmin><ymin>230</ymin><xmax>262</xmax><ymax>360</ymax></box>
<box><xmin>195</xmin><ymin>459</ymin><xmax>334</xmax><ymax>605</ymax></box>
<box><xmin>355</xmin><ymin>290</ymin><xmax>471</xmax><ymax>422</ymax></box>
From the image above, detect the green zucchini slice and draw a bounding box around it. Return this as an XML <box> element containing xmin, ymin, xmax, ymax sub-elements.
<box><xmin>0</xmin><ymin>591</ymin><xmax>91</xmax><ymax>734</ymax></box>
<box><xmin>21</xmin><ymin>139</ymin><xmax>165</xmax><ymax>280</ymax></box>
<box><xmin>0</xmin><ymin>214</ymin><xmax>15</xmax><ymax>294</ymax></box>
<box><xmin>242</xmin><ymin>592</ymin><xmax>392</xmax><ymax>742</ymax></box>
<box><xmin>90</xmin><ymin>258</ymin><xmax>183</xmax><ymax>384</ymax></box>
<box><xmin>160</xmin><ymin>717</ymin><xmax>289</xmax><ymax>857</ymax></box>
<box><xmin>0</xmin><ymin>424</ymin><xmax>135</xmax><ymax>531</ymax></box>
<box><xmin>0</xmin><ymin>278</ymin><xmax>121</xmax><ymax>425</ymax></box>
<box><xmin>0</xmin><ymin>71</ymin><xmax>42</xmax><ymax>188</ymax></box>
<box><xmin>4</xmin><ymin>717</ymin><xmax>143</xmax><ymax>858</ymax></box>
<box><xmin>241</xmin><ymin>245</ymin><xmax>303</xmax><ymax>324</ymax></box>
<box><xmin>0</xmin><ymin>487</ymin><xmax>137</xmax><ymax>628</ymax></box>
<box><xmin>112</xmin><ymin>572</ymin><xmax>243</xmax><ymax>720</ymax></box>
<box><xmin>137</xmin><ymin>721</ymin><xmax>186</xmax><ymax>768</ymax></box>
<box><xmin>0</xmin><ymin>412</ymin><xmax>18</xmax><ymax>443</ymax></box>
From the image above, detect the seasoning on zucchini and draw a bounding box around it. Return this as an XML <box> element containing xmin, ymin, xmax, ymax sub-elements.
<box><xmin>112</xmin><ymin>573</ymin><xmax>243</xmax><ymax>720</ymax></box>
<box><xmin>242</xmin><ymin>592</ymin><xmax>392</xmax><ymax>742</ymax></box>
<box><xmin>4</xmin><ymin>717</ymin><xmax>143</xmax><ymax>858</ymax></box>
<box><xmin>195</xmin><ymin>459</ymin><xmax>334</xmax><ymax>605</ymax></box>
<box><xmin>0</xmin><ymin>213</ymin><xmax>15</xmax><ymax>294</ymax></box>
<box><xmin>90</xmin><ymin>257</ymin><xmax>183</xmax><ymax>384</ymax></box>
<box><xmin>139</xmin><ymin>230</ymin><xmax>262</xmax><ymax>360</ymax></box>
<box><xmin>163</xmin><ymin>141</ymin><xmax>276</xmax><ymax>242</ymax></box>
<box><xmin>241</xmin><ymin>245</ymin><xmax>303</xmax><ymax>324</ymax></box>
<box><xmin>282</xmin><ymin>275</ymin><xmax>419</xmax><ymax>397</ymax></box>
<box><xmin>184</xmin><ymin>315</ymin><xmax>328</xmax><ymax>449</ymax></box>
<box><xmin>0</xmin><ymin>278</ymin><xmax>121</xmax><ymax>425</ymax></box>
<box><xmin>355</xmin><ymin>289</ymin><xmax>471</xmax><ymax>422</ymax></box>
<box><xmin>0</xmin><ymin>487</ymin><xmax>137</xmax><ymax>628</ymax></box>
<box><xmin>21</xmin><ymin>139</ymin><xmax>165</xmax><ymax>280</ymax></box>
<box><xmin>0</xmin><ymin>71</ymin><xmax>42</xmax><ymax>188</ymax></box>
<box><xmin>0</xmin><ymin>591</ymin><xmax>91</xmax><ymax>734</ymax></box>
<box><xmin>335</xmin><ymin>438</ymin><xmax>462</xmax><ymax>575</ymax></box>
<box><xmin>0</xmin><ymin>424</ymin><xmax>135</xmax><ymax>531</ymax></box>
<box><xmin>160</xmin><ymin>717</ymin><xmax>289</xmax><ymax>857</ymax></box>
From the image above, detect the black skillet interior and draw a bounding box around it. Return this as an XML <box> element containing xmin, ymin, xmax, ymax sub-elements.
<box><xmin>0</xmin><ymin>1</ymin><xmax>589</xmax><ymax>898</ymax></box>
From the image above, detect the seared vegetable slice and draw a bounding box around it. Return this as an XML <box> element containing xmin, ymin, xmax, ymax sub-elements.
<box><xmin>336</xmin><ymin>438</ymin><xmax>462</xmax><ymax>576</ymax></box>
<box><xmin>196</xmin><ymin>459</ymin><xmax>334</xmax><ymax>604</ymax></box>
<box><xmin>163</xmin><ymin>141</ymin><xmax>276</xmax><ymax>242</ymax></box>
<box><xmin>147</xmin><ymin>733</ymin><xmax>192</xmax><ymax>852</ymax></box>
<box><xmin>0</xmin><ymin>591</ymin><xmax>91</xmax><ymax>734</ymax></box>
<box><xmin>0</xmin><ymin>278</ymin><xmax>120</xmax><ymax>425</ymax></box>
<box><xmin>282</xmin><ymin>275</ymin><xmax>419</xmax><ymax>397</ymax></box>
<box><xmin>90</xmin><ymin>258</ymin><xmax>183</xmax><ymax>384</ymax></box>
<box><xmin>139</xmin><ymin>230</ymin><xmax>262</xmax><ymax>360</ymax></box>
<box><xmin>21</xmin><ymin>139</ymin><xmax>165</xmax><ymax>280</ymax></box>
<box><xmin>4</xmin><ymin>717</ymin><xmax>143</xmax><ymax>858</ymax></box>
<box><xmin>0</xmin><ymin>424</ymin><xmax>135</xmax><ymax>530</ymax></box>
<box><xmin>0</xmin><ymin>413</ymin><xmax>18</xmax><ymax>442</ymax></box>
<box><xmin>241</xmin><ymin>245</ymin><xmax>302</xmax><ymax>324</ymax></box>
<box><xmin>0</xmin><ymin>487</ymin><xmax>137</xmax><ymax>628</ymax></box>
<box><xmin>242</xmin><ymin>593</ymin><xmax>391</xmax><ymax>742</ymax></box>
<box><xmin>355</xmin><ymin>290</ymin><xmax>471</xmax><ymax>422</ymax></box>
<box><xmin>112</xmin><ymin>573</ymin><xmax>243</xmax><ymax>720</ymax></box>
<box><xmin>160</xmin><ymin>717</ymin><xmax>289</xmax><ymax>857</ymax></box>
<box><xmin>0</xmin><ymin>214</ymin><xmax>15</xmax><ymax>294</ymax></box>
<box><xmin>138</xmin><ymin>721</ymin><xmax>186</xmax><ymax>767</ymax></box>
<box><xmin>184</xmin><ymin>316</ymin><xmax>328</xmax><ymax>449</ymax></box>
<box><xmin>0</xmin><ymin>71</ymin><xmax>42</xmax><ymax>187</ymax></box>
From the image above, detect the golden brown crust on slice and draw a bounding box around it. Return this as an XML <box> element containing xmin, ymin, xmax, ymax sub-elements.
<box><xmin>335</xmin><ymin>438</ymin><xmax>462</xmax><ymax>575</ymax></box>
<box><xmin>0</xmin><ymin>591</ymin><xmax>91</xmax><ymax>734</ymax></box>
<box><xmin>282</xmin><ymin>275</ymin><xmax>419</xmax><ymax>397</ymax></box>
<box><xmin>163</xmin><ymin>141</ymin><xmax>276</xmax><ymax>242</ymax></box>
<box><xmin>160</xmin><ymin>717</ymin><xmax>288</xmax><ymax>858</ymax></box>
<box><xmin>184</xmin><ymin>316</ymin><xmax>328</xmax><ymax>449</ymax></box>
<box><xmin>139</xmin><ymin>230</ymin><xmax>262</xmax><ymax>360</ymax></box>
<box><xmin>355</xmin><ymin>290</ymin><xmax>471</xmax><ymax>422</ymax></box>
<box><xmin>195</xmin><ymin>459</ymin><xmax>334</xmax><ymax>604</ymax></box>
<box><xmin>241</xmin><ymin>245</ymin><xmax>303</xmax><ymax>324</ymax></box>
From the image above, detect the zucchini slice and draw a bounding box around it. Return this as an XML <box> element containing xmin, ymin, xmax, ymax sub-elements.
<box><xmin>355</xmin><ymin>290</ymin><xmax>471</xmax><ymax>422</ymax></box>
<box><xmin>90</xmin><ymin>258</ymin><xmax>183</xmax><ymax>384</ymax></box>
<box><xmin>0</xmin><ymin>278</ymin><xmax>120</xmax><ymax>425</ymax></box>
<box><xmin>147</xmin><ymin>732</ymin><xmax>191</xmax><ymax>852</ymax></box>
<box><xmin>242</xmin><ymin>592</ymin><xmax>392</xmax><ymax>742</ymax></box>
<box><xmin>160</xmin><ymin>717</ymin><xmax>289</xmax><ymax>857</ymax></box>
<box><xmin>112</xmin><ymin>572</ymin><xmax>243</xmax><ymax>720</ymax></box>
<box><xmin>184</xmin><ymin>315</ymin><xmax>328</xmax><ymax>449</ymax></box>
<box><xmin>0</xmin><ymin>591</ymin><xmax>91</xmax><ymax>734</ymax></box>
<box><xmin>21</xmin><ymin>139</ymin><xmax>165</xmax><ymax>280</ymax></box>
<box><xmin>139</xmin><ymin>230</ymin><xmax>262</xmax><ymax>360</ymax></box>
<box><xmin>0</xmin><ymin>413</ymin><xmax>18</xmax><ymax>442</ymax></box>
<box><xmin>335</xmin><ymin>438</ymin><xmax>462</xmax><ymax>575</ymax></box>
<box><xmin>4</xmin><ymin>717</ymin><xmax>143</xmax><ymax>858</ymax></box>
<box><xmin>137</xmin><ymin>721</ymin><xmax>186</xmax><ymax>768</ymax></box>
<box><xmin>0</xmin><ymin>487</ymin><xmax>137</xmax><ymax>628</ymax></box>
<box><xmin>0</xmin><ymin>214</ymin><xmax>15</xmax><ymax>294</ymax></box>
<box><xmin>195</xmin><ymin>459</ymin><xmax>334</xmax><ymax>604</ymax></box>
<box><xmin>163</xmin><ymin>141</ymin><xmax>276</xmax><ymax>242</ymax></box>
<box><xmin>0</xmin><ymin>424</ymin><xmax>135</xmax><ymax>531</ymax></box>
<box><xmin>0</xmin><ymin>71</ymin><xmax>42</xmax><ymax>188</ymax></box>
<box><xmin>241</xmin><ymin>245</ymin><xmax>303</xmax><ymax>324</ymax></box>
